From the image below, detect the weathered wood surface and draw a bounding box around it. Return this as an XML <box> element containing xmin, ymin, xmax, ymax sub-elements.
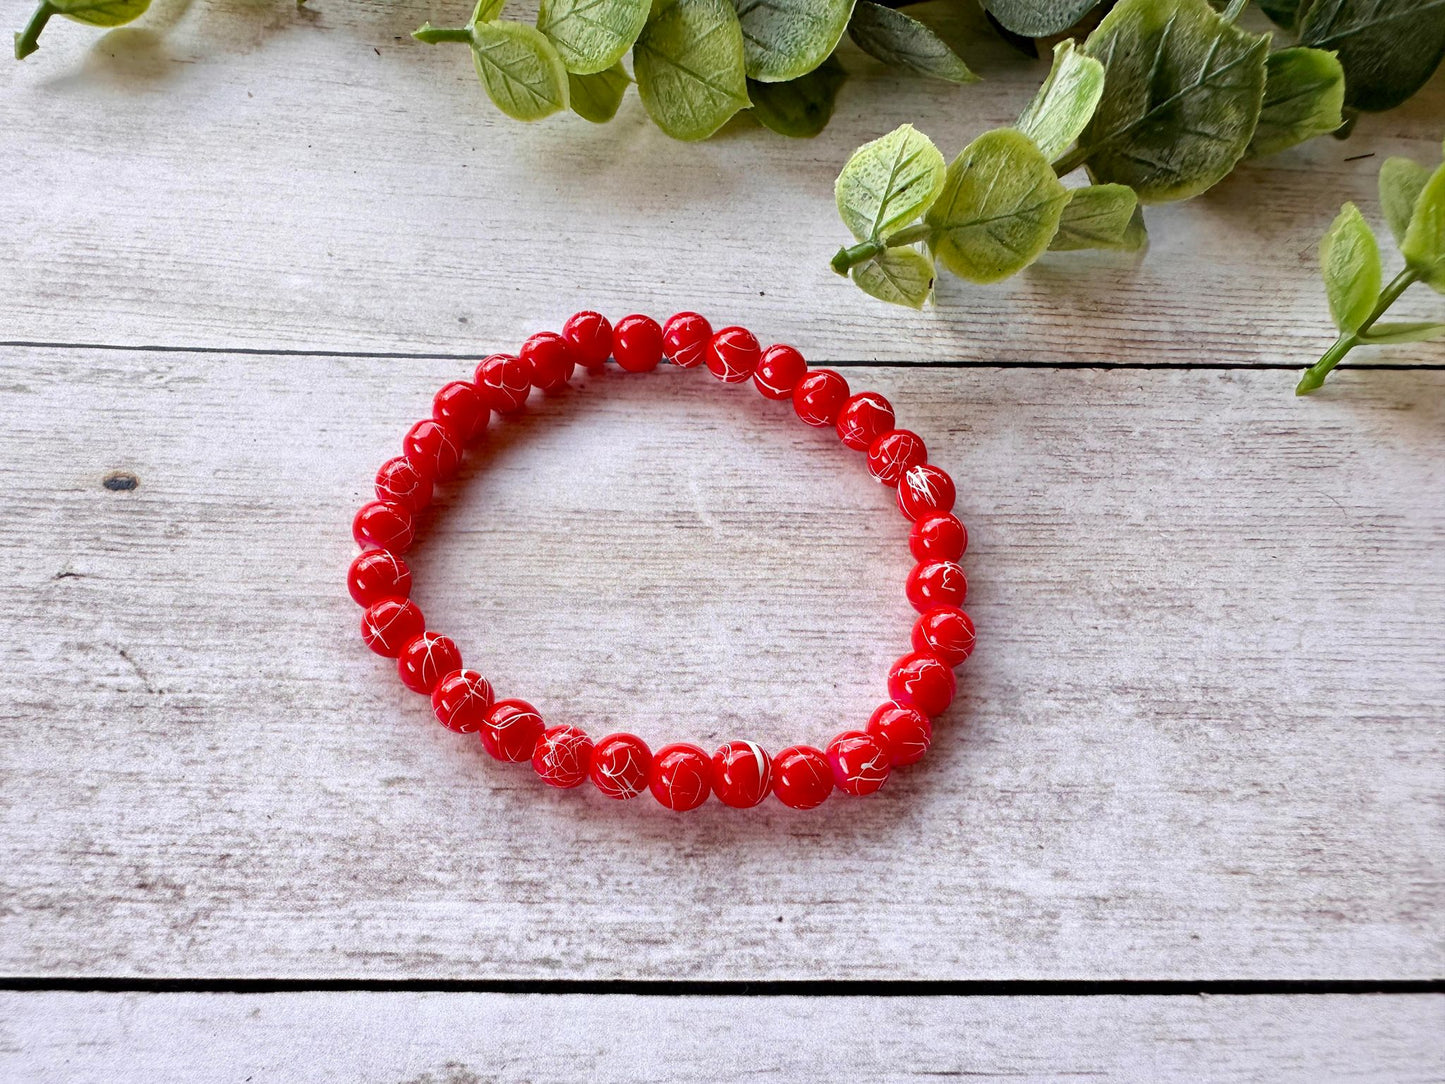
<box><xmin>0</xmin><ymin>351</ymin><xmax>1440</xmax><ymax>980</ymax></box>
<box><xmin>1</xmin><ymin>0</ymin><xmax>1442</xmax><ymax>363</ymax></box>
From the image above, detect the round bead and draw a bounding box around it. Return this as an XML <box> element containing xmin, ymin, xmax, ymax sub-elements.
<box><xmin>563</xmin><ymin>310</ymin><xmax>613</xmax><ymax>371</ymax></box>
<box><xmin>913</xmin><ymin>606</ymin><xmax>976</xmax><ymax>667</ymax></box>
<box><xmin>648</xmin><ymin>743</ymin><xmax>712</xmax><ymax>811</ymax></box>
<box><xmin>474</xmin><ymin>353</ymin><xmax>532</xmax><ymax>414</ymax></box>
<box><xmin>481</xmin><ymin>699</ymin><xmax>546</xmax><ymax>763</ymax></box>
<box><xmin>662</xmin><ymin>311</ymin><xmax>712</xmax><ymax>369</ymax></box>
<box><xmin>910</xmin><ymin>512</ymin><xmax>967</xmax><ymax>563</ymax></box>
<box><xmin>887</xmin><ymin>651</ymin><xmax>957</xmax><ymax>718</ymax></box>
<box><xmin>533</xmin><ymin>725</ymin><xmax>594</xmax><ymax>788</ymax></box>
<box><xmin>711</xmin><ymin>740</ymin><xmax>772</xmax><ymax>808</ymax></box>
<box><xmin>521</xmin><ymin>331</ymin><xmax>576</xmax><ymax>392</ymax></box>
<box><xmin>404</xmin><ymin>418</ymin><xmax>464</xmax><ymax>482</ymax></box>
<box><xmin>753</xmin><ymin>344</ymin><xmax>807</xmax><ymax>400</ymax></box>
<box><xmin>906</xmin><ymin>560</ymin><xmax>968</xmax><ymax>612</ymax></box>
<box><xmin>397</xmin><ymin>632</ymin><xmax>462</xmax><ymax>695</ymax></box>
<box><xmin>771</xmin><ymin>745</ymin><xmax>833</xmax><ymax>810</ymax></box>
<box><xmin>352</xmin><ymin>500</ymin><xmax>414</xmax><ymax>553</ymax></box>
<box><xmin>793</xmin><ymin>369</ymin><xmax>850</xmax><ymax>428</ymax></box>
<box><xmin>589</xmin><ymin>733</ymin><xmax>653</xmax><ymax>800</ymax></box>
<box><xmin>866</xmin><ymin>702</ymin><xmax>933</xmax><ymax>766</ymax></box>
<box><xmin>375</xmin><ymin>456</ymin><xmax>433</xmax><ymax>513</ymax></box>
<box><xmin>433</xmin><ymin>380</ymin><xmax>489</xmax><ymax>444</ymax></box>
<box><xmin>897</xmin><ymin>464</ymin><xmax>956</xmax><ymax>521</ymax></box>
<box><xmin>360</xmin><ymin>598</ymin><xmax>425</xmax><ymax>658</ymax></box>
<box><xmin>866</xmin><ymin>430</ymin><xmax>927</xmax><ymax>485</ymax></box>
<box><xmin>347</xmin><ymin>550</ymin><xmax>412</xmax><ymax>607</ymax></box>
<box><xmin>430</xmin><ymin>669</ymin><xmax>495</xmax><ymax>733</ymax></box>
<box><xmin>612</xmin><ymin>314</ymin><xmax>664</xmax><ymax>373</ymax></box>
<box><xmin>835</xmin><ymin>392</ymin><xmax>895</xmax><ymax>451</ymax></box>
<box><xmin>826</xmin><ymin>731</ymin><xmax>891</xmax><ymax>796</ymax></box>
<box><xmin>706</xmin><ymin>326</ymin><xmax>761</xmax><ymax>383</ymax></box>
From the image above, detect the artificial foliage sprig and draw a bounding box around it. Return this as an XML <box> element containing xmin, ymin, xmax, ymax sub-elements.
<box><xmin>1295</xmin><ymin>144</ymin><xmax>1445</xmax><ymax>395</ymax></box>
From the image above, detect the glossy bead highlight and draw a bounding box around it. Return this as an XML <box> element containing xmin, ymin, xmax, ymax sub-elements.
<box><xmin>867</xmin><ymin>430</ymin><xmax>927</xmax><ymax>484</ymax></box>
<box><xmin>404</xmin><ymin>418</ymin><xmax>464</xmax><ymax>482</ymax></box>
<box><xmin>397</xmin><ymin>632</ymin><xmax>463</xmax><ymax>695</ymax></box>
<box><xmin>589</xmin><ymin>733</ymin><xmax>653</xmax><ymax>800</ymax></box>
<box><xmin>826</xmin><ymin>731</ymin><xmax>891</xmax><ymax>796</ymax></box>
<box><xmin>533</xmin><ymin>725</ymin><xmax>594</xmax><ymax>788</ymax></box>
<box><xmin>431</xmin><ymin>669</ymin><xmax>495</xmax><ymax>733</ymax></box>
<box><xmin>836</xmin><ymin>392</ymin><xmax>895</xmax><ymax>451</ymax></box>
<box><xmin>352</xmin><ymin>500</ymin><xmax>414</xmax><ymax>553</ymax></box>
<box><xmin>793</xmin><ymin>369</ymin><xmax>850</xmax><ymax>427</ymax></box>
<box><xmin>910</xmin><ymin>512</ymin><xmax>967</xmax><ymax>563</ymax></box>
<box><xmin>481</xmin><ymin>699</ymin><xmax>546</xmax><ymax>763</ymax></box>
<box><xmin>612</xmin><ymin>314</ymin><xmax>664</xmax><ymax>372</ymax></box>
<box><xmin>711</xmin><ymin>740</ymin><xmax>772</xmax><ymax>808</ymax></box>
<box><xmin>521</xmin><ymin>331</ymin><xmax>576</xmax><ymax>392</ymax></box>
<box><xmin>474</xmin><ymin>353</ymin><xmax>532</xmax><ymax>414</ymax></box>
<box><xmin>772</xmin><ymin>745</ymin><xmax>833</xmax><ymax>810</ymax></box>
<box><xmin>897</xmin><ymin>464</ymin><xmax>956</xmax><ymax>521</ymax></box>
<box><xmin>361</xmin><ymin>598</ymin><xmax>425</xmax><ymax>658</ymax></box>
<box><xmin>375</xmin><ymin>456</ymin><xmax>433</xmax><ymax>514</ymax></box>
<box><xmin>906</xmin><ymin>560</ymin><xmax>968</xmax><ymax>613</ymax></box>
<box><xmin>887</xmin><ymin>651</ymin><xmax>957</xmax><ymax>718</ymax></box>
<box><xmin>913</xmin><ymin>606</ymin><xmax>976</xmax><ymax>667</ymax></box>
<box><xmin>563</xmin><ymin>310</ymin><xmax>613</xmax><ymax>371</ymax></box>
<box><xmin>866</xmin><ymin>702</ymin><xmax>932</xmax><ymax>766</ymax></box>
<box><xmin>662</xmin><ymin>312</ymin><xmax>711</xmax><ymax>369</ymax></box>
<box><xmin>649</xmin><ymin>743</ymin><xmax>712</xmax><ymax>811</ymax></box>
<box><xmin>432</xmin><ymin>380</ymin><xmax>489</xmax><ymax>443</ymax></box>
<box><xmin>707</xmin><ymin>326</ymin><xmax>761</xmax><ymax>383</ymax></box>
<box><xmin>347</xmin><ymin>550</ymin><xmax>412</xmax><ymax>607</ymax></box>
<box><xmin>753</xmin><ymin>344</ymin><xmax>807</xmax><ymax>400</ymax></box>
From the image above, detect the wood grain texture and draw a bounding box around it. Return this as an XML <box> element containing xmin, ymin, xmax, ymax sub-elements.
<box><xmin>0</xmin><ymin>350</ymin><xmax>1440</xmax><ymax>980</ymax></box>
<box><xmin>0</xmin><ymin>0</ymin><xmax>1442</xmax><ymax>363</ymax></box>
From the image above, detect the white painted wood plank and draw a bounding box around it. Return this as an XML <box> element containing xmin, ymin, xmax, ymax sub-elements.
<box><xmin>2</xmin><ymin>992</ymin><xmax>1442</xmax><ymax>1083</ymax></box>
<box><xmin>0</xmin><ymin>351</ymin><xmax>1441</xmax><ymax>979</ymax></box>
<box><xmin>1</xmin><ymin>1</ymin><xmax>1442</xmax><ymax>362</ymax></box>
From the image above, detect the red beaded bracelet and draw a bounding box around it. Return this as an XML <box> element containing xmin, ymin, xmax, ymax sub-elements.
<box><xmin>347</xmin><ymin>311</ymin><xmax>975</xmax><ymax>811</ymax></box>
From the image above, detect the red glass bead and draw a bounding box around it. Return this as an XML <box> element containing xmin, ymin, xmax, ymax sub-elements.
<box><xmin>432</xmin><ymin>380</ymin><xmax>489</xmax><ymax>444</ymax></box>
<box><xmin>589</xmin><ymin>733</ymin><xmax>653</xmax><ymax>800</ymax></box>
<box><xmin>753</xmin><ymin>344</ymin><xmax>807</xmax><ymax>400</ymax></box>
<box><xmin>612</xmin><ymin>314</ymin><xmax>663</xmax><ymax>373</ymax></box>
<box><xmin>375</xmin><ymin>456</ymin><xmax>433</xmax><ymax>514</ymax></box>
<box><xmin>867</xmin><ymin>430</ymin><xmax>927</xmax><ymax>485</ymax></box>
<box><xmin>897</xmin><ymin>464</ymin><xmax>956</xmax><ymax>521</ymax></box>
<box><xmin>481</xmin><ymin>699</ymin><xmax>546</xmax><ymax>763</ymax></box>
<box><xmin>910</xmin><ymin>512</ymin><xmax>967</xmax><ymax>563</ymax></box>
<box><xmin>347</xmin><ymin>550</ymin><xmax>412</xmax><ymax>607</ymax></box>
<box><xmin>662</xmin><ymin>311</ymin><xmax>711</xmax><ymax>369</ymax></box>
<box><xmin>648</xmin><ymin>743</ymin><xmax>712</xmax><ymax>811</ymax></box>
<box><xmin>706</xmin><ymin>326</ymin><xmax>761</xmax><ymax>383</ymax></box>
<box><xmin>521</xmin><ymin>331</ymin><xmax>576</xmax><ymax>392</ymax></box>
<box><xmin>711</xmin><ymin>740</ymin><xmax>772</xmax><ymax>808</ymax></box>
<box><xmin>431</xmin><ymin>669</ymin><xmax>495</xmax><ymax>733</ymax></box>
<box><xmin>474</xmin><ymin>353</ymin><xmax>532</xmax><ymax>414</ymax></box>
<box><xmin>771</xmin><ymin>745</ymin><xmax>833</xmax><ymax>810</ymax></box>
<box><xmin>913</xmin><ymin>606</ymin><xmax>976</xmax><ymax>667</ymax></box>
<box><xmin>404</xmin><ymin>418</ymin><xmax>464</xmax><ymax>482</ymax></box>
<box><xmin>826</xmin><ymin>731</ymin><xmax>891</xmax><ymax>796</ymax></box>
<box><xmin>906</xmin><ymin>560</ymin><xmax>968</xmax><ymax>613</ymax></box>
<box><xmin>361</xmin><ymin>598</ymin><xmax>425</xmax><ymax>658</ymax></box>
<box><xmin>563</xmin><ymin>310</ymin><xmax>613</xmax><ymax>371</ymax></box>
<box><xmin>835</xmin><ymin>392</ymin><xmax>895</xmax><ymax>451</ymax></box>
<box><xmin>352</xmin><ymin>500</ymin><xmax>414</xmax><ymax>553</ymax></box>
<box><xmin>866</xmin><ymin>702</ymin><xmax>932</xmax><ymax>766</ymax></box>
<box><xmin>397</xmin><ymin>632</ymin><xmax>462</xmax><ymax>695</ymax></box>
<box><xmin>793</xmin><ymin>369</ymin><xmax>850</xmax><ymax>427</ymax></box>
<box><xmin>887</xmin><ymin>651</ymin><xmax>956</xmax><ymax>717</ymax></box>
<box><xmin>533</xmin><ymin>725</ymin><xmax>593</xmax><ymax>788</ymax></box>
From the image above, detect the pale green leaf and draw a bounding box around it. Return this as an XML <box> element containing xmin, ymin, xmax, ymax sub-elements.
<box><xmin>835</xmin><ymin>123</ymin><xmax>946</xmax><ymax>242</ymax></box>
<box><xmin>846</xmin><ymin>1</ymin><xmax>976</xmax><ymax>84</ymax></box>
<box><xmin>749</xmin><ymin>55</ymin><xmax>846</xmax><ymax>138</ymax></box>
<box><xmin>472</xmin><ymin>0</ymin><xmax>505</xmax><ymax>23</ymax></box>
<box><xmin>537</xmin><ymin>0</ymin><xmax>649</xmax><ymax>75</ymax></box>
<box><xmin>471</xmin><ymin>20</ymin><xmax>570</xmax><ymax>120</ymax></box>
<box><xmin>634</xmin><ymin>0</ymin><xmax>750</xmax><ymax>141</ymax></box>
<box><xmin>1359</xmin><ymin>320</ymin><xmax>1445</xmax><ymax>344</ymax></box>
<box><xmin>1299</xmin><ymin>0</ymin><xmax>1445</xmax><ymax>113</ymax></box>
<box><xmin>925</xmin><ymin>127</ymin><xmax>1070</xmax><ymax>284</ymax></box>
<box><xmin>733</xmin><ymin>0</ymin><xmax>854</xmax><ymax>82</ymax></box>
<box><xmin>53</xmin><ymin>0</ymin><xmax>149</xmax><ymax>26</ymax></box>
<box><xmin>1247</xmin><ymin>47</ymin><xmax>1345</xmax><ymax>157</ymax></box>
<box><xmin>983</xmin><ymin>0</ymin><xmax>1101</xmax><ymax>37</ymax></box>
<box><xmin>1048</xmin><ymin>184</ymin><xmax>1145</xmax><ymax>251</ymax></box>
<box><xmin>852</xmin><ymin>247</ymin><xmax>935</xmax><ymax>308</ymax></box>
<box><xmin>1017</xmin><ymin>40</ymin><xmax>1104</xmax><ymax>164</ymax></box>
<box><xmin>568</xmin><ymin>62</ymin><xmax>631</xmax><ymax>122</ymax></box>
<box><xmin>1319</xmin><ymin>203</ymin><xmax>1381</xmax><ymax>332</ymax></box>
<box><xmin>1401</xmin><ymin>159</ymin><xmax>1445</xmax><ymax>291</ymax></box>
<box><xmin>1080</xmin><ymin>0</ymin><xmax>1269</xmax><ymax>203</ymax></box>
<box><xmin>1380</xmin><ymin>157</ymin><xmax>1431</xmax><ymax>249</ymax></box>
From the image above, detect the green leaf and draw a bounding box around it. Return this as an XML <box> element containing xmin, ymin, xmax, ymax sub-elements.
<box><xmin>1319</xmin><ymin>203</ymin><xmax>1381</xmax><ymax>332</ymax></box>
<box><xmin>537</xmin><ymin>0</ymin><xmax>650</xmax><ymax>75</ymax></box>
<box><xmin>1246</xmin><ymin>47</ymin><xmax>1345</xmax><ymax>157</ymax></box>
<box><xmin>835</xmin><ymin>123</ymin><xmax>947</xmax><ymax>243</ymax></box>
<box><xmin>846</xmin><ymin>1</ymin><xmax>976</xmax><ymax>84</ymax></box>
<box><xmin>983</xmin><ymin>0</ymin><xmax>1102</xmax><ymax>37</ymax></box>
<box><xmin>568</xmin><ymin>62</ymin><xmax>631</xmax><ymax>122</ymax></box>
<box><xmin>470</xmin><ymin>20</ymin><xmax>570</xmax><ymax>120</ymax></box>
<box><xmin>51</xmin><ymin>0</ymin><xmax>148</xmax><ymax>26</ymax></box>
<box><xmin>1078</xmin><ymin>0</ymin><xmax>1269</xmax><ymax>203</ymax></box>
<box><xmin>1048</xmin><ymin>184</ymin><xmax>1145</xmax><ymax>251</ymax></box>
<box><xmin>1401</xmin><ymin>159</ymin><xmax>1445</xmax><ymax>291</ymax></box>
<box><xmin>924</xmin><ymin>127</ymin><xmax>1070</xmax><ymax>284</ymax></box>
<box><xmin>1379</xmin><ymin>156</ymin><xmax>1432</xmax><ymax>249</ymax></box>
<box><xmin>634</xmin><ymin>0</ymin><xmax>750</xmax><ymax>141</ymax></box>
<box><xmin>1298</xmin><ymin>0</ymin><xmax>1445</xmax><ymax>113</ymax></box>
<box><xmin>852</xmin><ymin>247</ymin><xmax>935</xmax><ymax>308</ymax></box>
<box><xmin>1017</xmin><ymin>40</ymin><xmax>1105</xmax><ymax>164</ymax></box>
<box><xmin>472</xmin><ymin>0</ymin><xmax>505</xmax><ymax>22</ymax></box>
<box><xmin>732</xmin><ymin>0</ymin><xmax>854</xmax><ymax>82</ymax></box>
<box><xmin>1359</xmin><ymin>320</ymin><xmax>1445</xmax><ymax>344</ymax></box>
<box><xmin>749</xmin><ymin>55</ymin><xmax>846</xmax><ymax>138</ymax></box>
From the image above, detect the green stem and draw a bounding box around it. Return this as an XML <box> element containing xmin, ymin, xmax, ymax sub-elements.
<box><xmin>884</xmin><ymin>223</ymin><xmax>932</xmax><ymax>247</ymax></box>
<box><xmin>1296</xmin><ymin>268</ymin><xmax>1419</xmax><ymax>395</ymax></box>
<box><xmin>412</xmin><ymin>23</ymin><xmax>474</xmax><ymax>45</ymax></box>
<box><xmin>831</xmin><ymin>239</ymin><xmax>884</xmax><ymax>276</ymax></box>
<box><xmin>1052</xmin><ymin>145</ymin><xmax>1088</xmax><ymax>177</ymax></box>
<box><xmin>14</xmin><ymin>0</ymin><xmax>56</xmax><ymax>60</ymax></box>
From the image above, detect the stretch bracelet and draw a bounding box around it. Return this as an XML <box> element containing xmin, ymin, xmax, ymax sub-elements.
<box><xmin>346</xmin><ymin>311</ymin><xmax>975</xmax><ymax>811</ymax></box>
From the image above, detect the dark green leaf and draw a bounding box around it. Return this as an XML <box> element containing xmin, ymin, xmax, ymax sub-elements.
<box><xmin>1401</xmin><ymin>159</ymin><xmax>1445</xmax><ymax>291</ymax></box>
<box><xmin>1379</xmin><ymin>156</ymin><xmax>1431</xmax><ymax>249</ymax></box>
<box><xmin>732</xmin><ymin>0</ymin><xmax>854</xmax><ymax>82</ymax></box>
<box><xmin>1299</xmin><ymin>0</ymin><xmax>1445</xmax><ymax>112</ymax></box>
<box><xmin>537</xmin><ymin>0</ymin><xmax>650</xmax><ymax>75</ymax></box>
<box><xmin>634</xmin><ymin>0</ymin><xmax>750</xmax><ymax>141</ymax></box>
<box><xmin>1319</xmin><ymin>202</ymin><xmax>1381</xmax><ymax>332</ymax></box>
<box><xmin>846</xmin><ymin>1</ymin><xmax>977</xmax><ymax>84</ymax></box>
<box><xmin>983</xmin><ymin>0</ymin><xmax>1102</xmax><ymax>37</ymax></box>
<box><xmin>471</xmin><ymin>20</ymin><xmax>571</xmax><ymax>121</ymax></box>
<box><xmin>568</xmin><ymin>62</ymin><xmax>631</xmax><ymax>122</ymax></box>
<box><xmin>852</xmin><ymin>247</ymin><xmax>935</xmax><ymax>307</ymax></box>
<box><xmin>836</xmin><ymin>123</ymin><xmax>947</xmax><ymax>242</ymax></box>
<box><xmin>749</xmin><ymin>55</ymin><xmax>847</xmax><ymax>137</ymax></box>
<box><xmin>1247</xmin><ymin>47</ymin><xmax>1344</xmax><ymax>157</ymax></box>
<box><xmin>1017</xmin><ymin>40</ymin><xmax>1105</xmax><ymax>164</ymax></box>
<box><xmin>1048</xmin><ymin>184</ymin><xmax>1146</xmax><ymax>250</ymax></box>
<box><xmin>1255</xmin><ymin>0</ymin><xmax>1303</xmax><ymax>29</ymax></box>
